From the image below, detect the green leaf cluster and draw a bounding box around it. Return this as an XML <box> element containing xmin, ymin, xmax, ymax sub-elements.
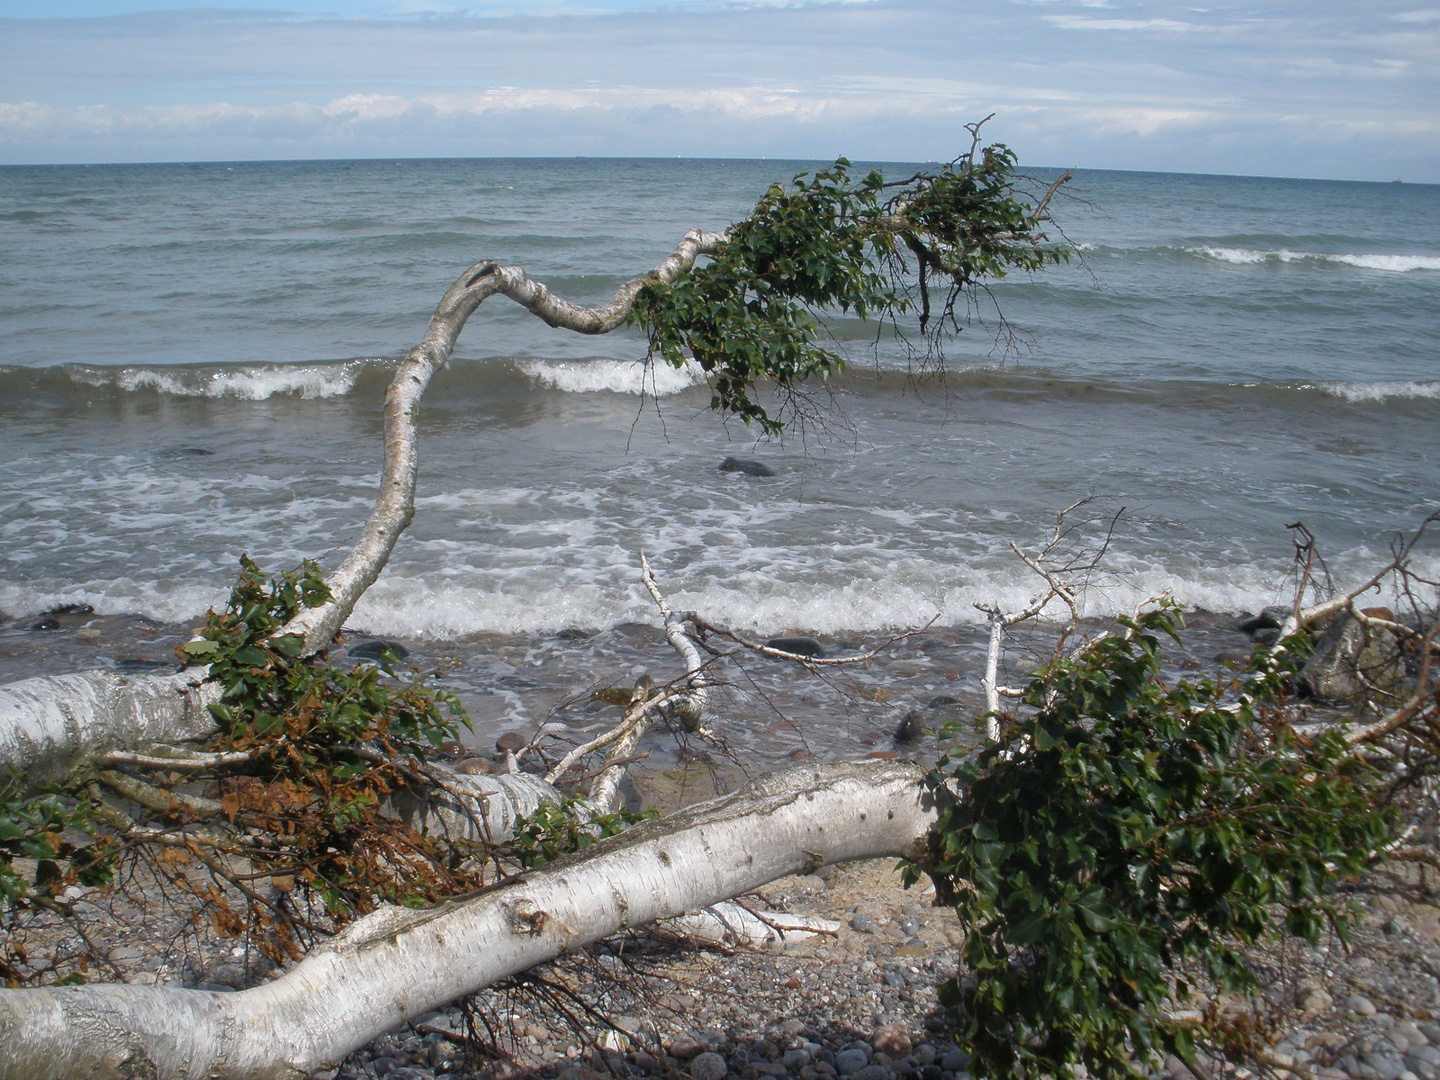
<box><xmin>907</xmin><ymin>607</ymin><xmax>1391</xmax><ymax>1080</ymax></box>
<box><xmin>194</xmin><ymin>555</ymin><xmax>466</xmax><ymax>760</ymax></box>
<box><xmin>184</xmin><ymin>556</ymin><xmax>475</xmax><ymax>922</ymax></box>
<box><xmin>503</xmin><ymin>796</ymin><xmax>657</xmax><ymax>869</ymax></box>
<box><xmin>632</xmin><ymin>142</ymin><xmax>1069</xmax><ymax>434</ymax></box>
<box><xmin>0</xmin><ymin>774</ymin><xmax>113</xmax><ymax>919</ymax></box>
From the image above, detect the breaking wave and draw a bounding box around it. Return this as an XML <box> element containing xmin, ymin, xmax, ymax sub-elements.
<box><xmin>66</xmin><ymin>359</ymin><xmax>376</xmax><ymax>400</ymax></box>
<box><xmin>1186</xmin><ymin>246</ymin><xmax>1440</xmax><ymax>273</ymax></box>
<box><xmin>517</xmin><ymin>358</ymin><xmax>705</xmax><ymax>396</ymax></box>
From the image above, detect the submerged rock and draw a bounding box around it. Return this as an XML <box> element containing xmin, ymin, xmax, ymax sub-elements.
<box><xmin>347</xmin><ymin>640</ymin><xmax>410</xmax><ymax>661</ymax></box>
<box><xmin>719</xmin><ymin>456</ymin><xmax>776</xmax><ymax>477</ymax></box>
<box><xmin>764</xmin><ymin>636</ymin><xmax>826</xmax><ymax>659</ymax></box>
<box><xmin>1238</xmin><ymin>605</ymin><xmax>1291</xmax><ymax>641</ymax></box>
<box><xmin>1296</xmin><ymin>608</ymin><xmax>1404</xmax><ymax>700</ymax></box>
<box><xmin>894</xmin><ymin>709</ymin><xmax>925</xmax><ymax>743</ymax></box>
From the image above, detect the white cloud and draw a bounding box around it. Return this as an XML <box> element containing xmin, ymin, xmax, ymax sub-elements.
<box><xmin>1044</xmin><ymin>15</ymin><xmax>1194</xmax><ymax>31</ymax></box>
<box><xmin>0</xmin><ymin>1</ymin><xmax>1435</xmax><ymax>181</ymax></box>
<box><xmin>1393</xmin><ymin>8</ymin><xmax>1440</xmax><ymax>22</ymax></box>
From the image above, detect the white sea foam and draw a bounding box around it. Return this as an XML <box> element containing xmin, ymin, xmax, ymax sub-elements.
<box><xmin>1187</xmin><ymin>246</ymin><xmax>1440</xmax><ymax>273</ymax></box>
<box><xmin>97</xmin><ymin>361</ymin><xmax>368</xmax><ymax>400</ymax></box>
<box><xmin>518</xmin><ymin>358</ymin><xmax>704</xmax><ymax>396</ymax></box>
<box><xmin>1318</xmin><ymin>381</ymin><xmax>1440</xmax><ymax>403</ymax></box>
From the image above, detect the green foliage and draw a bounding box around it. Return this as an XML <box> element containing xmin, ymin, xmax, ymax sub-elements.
<box><xmin>907</xmin><ymin>607</ymin><xmax>1391</xmax><ymax>1080</ymax></box>
<box><xmin>0</xmin><ymin>774</ymin><xmax>113</xmax><ymax>919</ymax></box>
<box><xmin>193</xmin><ymin>555</ymin><xmax>467</xmax><ymax>762</ymax></box>
<box><xmin>184</xmin><ymin>556</ymin><xmax>478</xmax><ymax>928</ymax></box>
<box><xmin>503</xmin><ymin>797</ymin><xmax>658</xmax><ymax>869</ymax></box>
<box><xmin>633</xmin><ymin>140</ymin><xmax>1069</xmax><ymax>434</ymax></box>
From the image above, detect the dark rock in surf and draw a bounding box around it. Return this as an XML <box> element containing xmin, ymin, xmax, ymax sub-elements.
<box><xmin>29</xmin><ymin>603</ymin><xmax>94</xmax><ymax>629</ymax></box>
<box><xmin>927</xmin><ymin>695</ymin><xmax>962</xmax><ymax>709</ymax></box>
<box><xmin>347</xmin><ymin>640</ymin><xmax>410</xmax><ymax>661</ymax></box>
<box><xmin>1237</xmin><ymin>606</ymin><xmax>1290</xmax><ymax>639</ymax></box>
<box><xmin>158</xmin><ymin>447</ymin><xmax>215</xmax><ymax>459</ymax></box>
<box><xmin>894</xmin><ymin>709</ymin><xmax>925</xmax><ymax>743</ymax></box>
<box><xmin>764</xmin><ymin>636</ymin><xmax>827</xmax><ymax>659</ymax></box>
<box><xmin>719</xmin><ymin>457</ymin><xmax>776</xmax><ymax>478</ymax></box>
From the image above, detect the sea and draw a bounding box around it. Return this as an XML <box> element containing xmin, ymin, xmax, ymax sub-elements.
<box><xmin>1</xmin><ymin>158</ymin><xmax>1437</xmax><ymax>782</ymax></box>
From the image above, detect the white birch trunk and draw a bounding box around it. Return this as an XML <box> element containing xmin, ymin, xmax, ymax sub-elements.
<box><xmin>0</xmin><ymin>760</ymin><xmax>935</xmax><ymax>1080</ymax></box>
<box><xmin>0</xmin><ymin>669</ymin><xmax>220</xmax><ymax>789</ymax></box>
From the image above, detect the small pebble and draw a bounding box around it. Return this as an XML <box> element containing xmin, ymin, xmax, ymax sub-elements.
<box><xmin>690</xmin><ymin>1052</ymin><xmax>728</xmax><ymax>1080</ymax></box>
<box><xmin>940</xmin><ymin>1051</ymin><xmax>969</xmax><ymax>1073</ymax></box>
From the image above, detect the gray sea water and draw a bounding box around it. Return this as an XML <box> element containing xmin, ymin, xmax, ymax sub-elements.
<box><xmin>1</xmin><ymin>158</ymin><xmax>1437</xmax><ymax>765</ymax></box>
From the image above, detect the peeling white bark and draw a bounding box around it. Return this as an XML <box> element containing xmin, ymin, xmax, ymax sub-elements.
<box><xmin>0</xmin><ymin>669</ymin><xmax>220</xmax><ymax>789</ymax></box>
<box><xmin>657</xmin><ymin>901</ymin><xmax>841</xmax><ymax>948</ymax></box>
<box><xmin>391</xmin><ymin>767</ymin><xmax>561</xmax><ymax>844</ymax></box>
<box><xmin>0</xmin><ymin>759</ymin><xmax>936</xmax><ymax>1080</ymax></box>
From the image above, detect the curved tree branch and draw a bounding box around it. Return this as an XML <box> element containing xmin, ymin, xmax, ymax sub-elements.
<box><xmin>282</xmin><ymin>229</ymin><xmax>727</xmax><ymax>656</ymax></box>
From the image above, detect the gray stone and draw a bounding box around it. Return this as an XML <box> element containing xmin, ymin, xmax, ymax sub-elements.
<box><xmin>850</xmin><ymin>1068</ymin><xmax>892</xmax><ymax>1080</ymax></box>
<box><xmin>1350</xmin><ymin>995</ymin><xmax>1380</xmax><ymax>1017</ymax></box>
<box><xmin>1296</xmin><ymin>611</ymin><xmax>1403</xmax><ymax>700</ymax></box>
<box><xmin>691</xmin><ymin>1052</ymin><xmax>729</xmax><ymax>1080</ymax></box>
<box><xmin>671</xmin><ymin>1036</ymin><xmax>709</xmax><ymax>1061</ymax></box>
<box><xmin>1396</xmin><ymin>1025</ymin><xmax>1430</xmax><ymax>1050</ymax></box>
<box><xmin>1363</xmin><ymin>1053</ymin><xmax>1407</xmax><ymax>1080</ymax></box>
<box><xmin>785</xmin><ymin>1051</ymin><xmax>814</xmax><ymax>1072</ymax></box>
<box><xmin>1411</xmin><ymin>1048</ymin><xmax>1440</xmax><ymax>1067</ymax></box>
<box><xmin>836</xmin><ymin>1050</ymin><xmax>871</xmax><ymax>1076</ymax></box>
<box><xmin>1422</xmin><ymin>1027</ymin><xmax>1440</xmax><ymax>1047</ymax></box>
<box><xmin>427</xmin><ymin>1040</ymin><xmax>459</xmax><ymax>1069</ymax></box>
<box><xmin>720</xmin><ymin>456</ymin><xmax>777</xmax><ymax>477</ymax></box>
<box><xmin>765</xmin><ymin>636</ymin><xmax>826</xmax><ymax>659</ymax></box>
<box><xmin>851</xmin><ymin>914</ymin><xmax>879</xmax><ymax>934</ymax></box>
<box><xmin>914</xmin><ymin>1046</ymin><xmax>938</xmax><ymax>1068</ymax></box>
<box><xmin>940</xmin><ymin>1051</ymin><xmax>970</xmax><ymax>1073</ymax></box>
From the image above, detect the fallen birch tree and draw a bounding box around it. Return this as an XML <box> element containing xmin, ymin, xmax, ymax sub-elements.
<box><xmin>0</xmin><ymin>125</ymin><xmax>1436</xmax><ymax>1080</ymax></box>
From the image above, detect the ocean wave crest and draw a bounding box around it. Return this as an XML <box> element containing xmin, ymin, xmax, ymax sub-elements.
<box><xmin>71</xmin><ymin>360</ymin><xmax>373</xmax><ymax>400</ymax></box>
<box><xmin>1187</xmin><ymin>246</ymin><xmax>1440</xmax><ymax>273</ymax></box>
<box><xmin>517</xmin><ymin>358</ymin><xmax>705</xmax><ymax>396</ymax></box>
<box><xmin>1317</xmin><ymin>380</ymin><xmax>1440</xmax><ymax>403</ymax></box>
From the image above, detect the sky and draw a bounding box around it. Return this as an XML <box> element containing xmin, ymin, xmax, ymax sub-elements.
<box><xmin>0</xmin><ymin>0</ymin><xmax>1437</xmax><ymax>181</ymax></box>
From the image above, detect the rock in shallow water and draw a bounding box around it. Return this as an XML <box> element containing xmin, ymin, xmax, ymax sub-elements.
<box><xmin>765</xmin><ymin>636</ymin><xmax>826</xmax><ymax>659</ymax></box>
<box><xmin>1297</xmin><ymin>610</ymin><xmax>1403</xmax><ymax>700</ymax></box>
<box><xmin>719</xmin><ymin>456</ymin><xmax>776</xmax><ymax>477</ymax></box>
<box><xmin>348</xmin><ymin>640</ymin><xmax>410</xmax><ymax>661</ymax></box>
